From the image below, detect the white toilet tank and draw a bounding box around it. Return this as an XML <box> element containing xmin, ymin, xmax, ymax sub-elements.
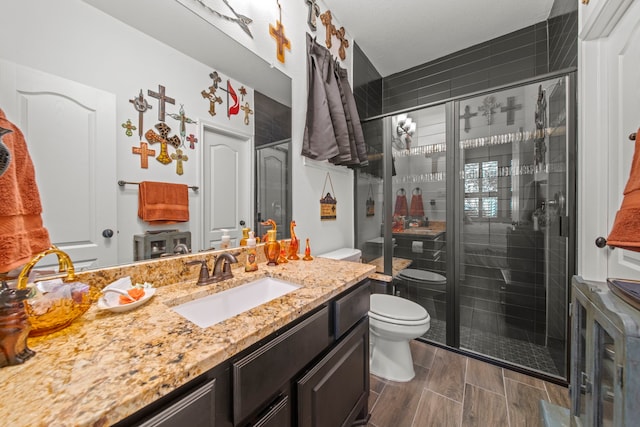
<box><xmin>318</xmin><ymin>248</ymin><xmax>362</xmax><ymax>263</ymax></box>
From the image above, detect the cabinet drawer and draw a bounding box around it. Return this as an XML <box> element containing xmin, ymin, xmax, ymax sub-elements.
<box><xmin>334</xmin><ymin>281</ymin><xmax>370</xmax><ymax>338</ymax></box>
<box><xmin>137</xmin><ymin>378</ymin><xmax>215</xmax><ymax>427</ymax></box>
<box><xmin>233</xmin><ymin>306</ymin><xmax>331</xmax><ymax>424</ymax></box>
<box><xmin>297</xmin><ymin>318</ymin><xmax>369</xmax><ymax>427</ymax></box>
<box><xmin>251</xmin><ymin>394</ymin><xmax>291</xmax><ymax>427</ymax></box>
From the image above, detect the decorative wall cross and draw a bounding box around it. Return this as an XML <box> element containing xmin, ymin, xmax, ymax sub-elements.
<box><xmin>194</xmin><ymin>0</ymin><xmax>253</xmax><ymax>38</ymax></box>
<box><xmin>210</xmin><ymin>71</ymin><xmax>222</xmax><ymax>89</ymax></box>
<box><xmin>168</xmin><ymin>104</ymin><xmax>197</xmax><ymax>145</ymax></box>
<box><xmin>269</xmin><ymin>1</ymin><xmax>290</xmax><ymax>64</ymax></box>
<box><xmin>186</xmin><ymin>133</ymin><xmax>198</xmax><ymax>150</ymax></box>
<box><xmin>305</xmin><ymin>0</ymin><xmax>320</xmax><ymax>31</ymax></box>
<box><xmin>201</xmin><ymin>86</ymin><xmax>223</xmax><ymax>116</ymax></box>
<box><xmin>500</xmin><ymin>96</ymin><xmax>522</xmax><ymax>125</ymax></box>
<box><xmin>239</xmin><ymin>86</ymin><xmax>247</xmax><ymax>101</ymax></box>
<box><xmin>334</xmin><ymin>26</ymin><xmax>349</xmax><ymax>60</ymax></box>
<box><xmin>132</xmin><ymin>142</ymin><xmax>156</xmax><ymax>169</ymax></box>
<box><xmin>121</xmin><ymin>119</ymin><xmax>136</xmax><ymax>137</ymax></box>
<box><xmin>459</xmin><ymin>105</ymin><xmax>477</xmax><ymax>133</ymax></box>
<box><xmin>320</xmin><ymin>10</ymin><xmax>334</xmax><ymax>48</ymax></box>
<box><xmin>240</xmin><ymin>102</ymin><xmax>253</xmax><ymax>125</ymax></box>
<box><xmin>148</xmin><ymin>84</ymin><xmax>175</xmax><ymax>122</ymax></box>
<box><xmin>478</xmin><ymin>96</ymin><xmax>501</xmax><ymax>125</ymax></box>
<box><xmin>171</xmin><ymin>148</ymin><xmax>188</xmax><ymax>175</ymax></box>
<box><xmin>129</xmin><ymin>89</ymin><xmax>152</xmax><ymax>139</ymax></box>
<box><xmin>145</xmin><ymin>122</ymin><xmax>180</xmax><ymax>165</ymax></box>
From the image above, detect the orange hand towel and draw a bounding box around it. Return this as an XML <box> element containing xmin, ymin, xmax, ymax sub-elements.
<box><xmin>0</xmin><ymin>109</ymin><xmax>51</xmax><ymax>273</ymax></box>
<box><xmin>138</xmin><ymin>181</ymin><xmax>189</xmax><ymax>225</ymax></box>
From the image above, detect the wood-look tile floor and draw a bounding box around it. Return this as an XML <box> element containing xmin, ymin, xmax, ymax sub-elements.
<box><xmin>367</xmin><ymin>340</ymin><xmax>570</xmax><ymax>427</ymax></box>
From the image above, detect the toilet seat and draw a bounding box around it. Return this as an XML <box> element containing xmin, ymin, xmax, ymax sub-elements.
<box><xmin>369</xmin><ymin>294</ymin><xmax>429</xmax><ymax>326</ymax></box>
<box><xmin>397</xmin><ymin>269</ymin><xmax>446</xmax><ymax>285</ymax></box>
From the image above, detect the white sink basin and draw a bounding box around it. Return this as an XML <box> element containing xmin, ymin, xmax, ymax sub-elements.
<box><xmin>171</xmin><ymin>277</ymin><xmax>301</xmax><ymax>328</ymax></box>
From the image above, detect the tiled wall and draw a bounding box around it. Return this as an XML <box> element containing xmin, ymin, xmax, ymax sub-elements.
<box><xmin>254</xmin><ymin>91</ymin><xmax>292</xmax><ymax>147</ymax></box>
<box><xmin>548</xmin><ymin>10</ymin><xmax>578</xmax><ymax>72</ymax></box>
<box><xmin>353</xmin><ymin>43</ymin><xmax>383</xmax><ymax>121</ymax></box>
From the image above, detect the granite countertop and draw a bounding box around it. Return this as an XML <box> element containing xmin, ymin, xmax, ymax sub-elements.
<box><xmin>368</xmin><ymin>256</ymin><xmax>413</xmax><ymax>279</ymax></box>
<box><xmin>392</xmin><ymin>227</ymin><xmax>444</xmax><ymax>238</ymax></box>
<box><xmin>0</xmin><ymin>258</ymin><xmax>375</xmax><ymax>427</ymax></box>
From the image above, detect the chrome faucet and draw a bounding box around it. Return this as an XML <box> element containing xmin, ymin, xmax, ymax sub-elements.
<box><xmin>186</xmin><ymin>252</ymin><xmax>238</xmax><ymax>286</ymax></box>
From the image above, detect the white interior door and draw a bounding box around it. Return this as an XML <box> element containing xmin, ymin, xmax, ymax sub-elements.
<box><xmin>604</xmin><ymin>2</ymin><xmax>640</xmax><ymax>279</ymax></box>
<box><xmin>201</xmin><ymin>122</ymin><xmax>252</xmax><ymax>250</ymax></box>
<box><xmin>0</xmin><ymin>60</ymin><xmax>117</xmax><ymax>270</ymax></box>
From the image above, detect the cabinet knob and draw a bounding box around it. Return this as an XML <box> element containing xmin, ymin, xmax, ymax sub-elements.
<box><xmin>102</xmin><ymin>229</ymin><xmax>114</xmax><ymax>238</ymax></box>
<box><xmin>595</xmin><ymin>237</ymin><xmax>607</xmax><ymax>248</ymax></box>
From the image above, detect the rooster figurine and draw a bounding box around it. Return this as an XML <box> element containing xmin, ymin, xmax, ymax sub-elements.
<box><xmin>287</xmin><ymin>220</ymin><xmax>300</xmax><ymax>260</ymax></box>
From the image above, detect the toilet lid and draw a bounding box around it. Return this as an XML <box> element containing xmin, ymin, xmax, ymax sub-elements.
<box><xmin>397</xmin><ymin>269</ymin><xmax>446</xmax><ymax>285</ymax></box>
<box><xmin>369</xmin><ymin>294</ymin><xmax>429</xmax><ymax>322</ymax></box>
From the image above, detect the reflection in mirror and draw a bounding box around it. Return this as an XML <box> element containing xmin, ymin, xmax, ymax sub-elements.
<box><xmin>0</xmin><ymin>0</ymin><xmax>292</xmax><ymax>271</ymax></box>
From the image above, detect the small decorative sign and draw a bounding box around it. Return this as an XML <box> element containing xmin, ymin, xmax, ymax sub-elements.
<box><xmin>366</xmin><ymin>183</ymin><xmax>375</xmax><ymax>217</ymax></box>
<box><xmin>320</xmin><ymin>172</ymin><xmax>337</xmax><ymax>220</ymax></box>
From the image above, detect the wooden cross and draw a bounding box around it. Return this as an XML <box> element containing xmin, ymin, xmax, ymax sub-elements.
<box><xmin>201</xmin><ymin>86</ymin><xmax>223</xmax><ymax>117</ymax></box>
<box><xmin>121</xmin><ymin>119</ymin><xmax>136</xmax><ymax>137</ymax></box>
<box><xmin>500</xmin><ymin>96</ymin><xmax>522</xmax><ymax>125</ymax></box>
<box><xmin>210</xmin><ymin>71</ymin><xmax>222</xmax><ymax>89</ymax></box>
<box><xmin>320</xmin><ymin>10</ymin><xmax>334</xmax><ymax>48</ymax></box>
<box><xmin>132</xmin><ymin>142</ymin><xmax>156</xmax><ymax>169</ymax></box>
<box><xmin>147</xmin><ymin>84</ymin><xmax>175</xmax><ymax>122</ymax></box>
<box><xmin>168</xmin><ymin>104</ymin><xmax>197</xmax><ymax>144</ymax></box>
<box><xmin>186</xmin><ymin>133</ymin><xmax>198</xmax><ymax>149</ymax></box>
<box><xmin>305</xmin><ymin>0</ymin><xmax>320</xmax><ymax>31</ymax></box>
<box><xmin>478</xmin><ymin>95</ymin><xmax>501</xmax><ymax>125</ymax></box>
<box><xmin>240</xmin><ymin>102</ymin><xmax>253</xmax><ymax>125</ymax></box>
<box><xmin>129</xmin><ymin>89</ymin><xmax>152</xmax><ymax>139</ymax></box>
<box><xmin>269</xmin><ymin>2</ymin><xmax>290</xmax><ymax>64</ymax></box>
<box><xmin>459</xmin><ymin>105</ymin><xmax>477</xmax><ymax>133</ymax></box>
<box><xmin>170</xmin><ymin>148</ymin><xmax>188</xmax><ymax>175</ymax></box>
<box><xmin>145</xmin><ymin>123</ymin><xmax>181</xmax><ymax>165</ymax></box>
<box><xmin>334</xmin><ymin>26</ymin><xmax>349</xmax><ymax>60</ymax></box>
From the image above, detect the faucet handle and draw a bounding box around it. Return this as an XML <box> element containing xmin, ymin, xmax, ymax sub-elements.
<box><xmin>186</xmin><ymin>260</ymin><xmax>210</xmax><ymax>283</ymax></box>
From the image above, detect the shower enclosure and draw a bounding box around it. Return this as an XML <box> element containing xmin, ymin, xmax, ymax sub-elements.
<box><xmin>356</xmin><ymin>72</ymin><xmax>575</xmax><ymax>380</ymax></box>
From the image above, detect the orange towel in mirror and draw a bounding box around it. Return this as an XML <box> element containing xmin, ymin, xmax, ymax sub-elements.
<box><xmin>0</xmin><ymin>109</ymin><xmax>51</xmax><ymax>273</ymax></box>
<box><xmin>137</xmin><ymin>181</ymin><xmax>189</xmax><ymax>225</ymax></box>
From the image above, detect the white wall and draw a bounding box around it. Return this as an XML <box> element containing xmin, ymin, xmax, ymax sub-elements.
<box><xmin>0</xmin><ymin>0</ymin><xmax>357</xmax><ymax>262</ymax></box>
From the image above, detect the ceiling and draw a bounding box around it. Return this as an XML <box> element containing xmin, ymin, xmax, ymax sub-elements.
<box><xmin>322</xmin><ymin>0</ymin><xmax>556</xmax><ymax>77</ymax></box>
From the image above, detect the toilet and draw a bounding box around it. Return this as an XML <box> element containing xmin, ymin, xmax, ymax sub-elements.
<box><xmin>318</xmin><ymin>248</ymin><xmax>431</xmax><ymax>382</ymax></box>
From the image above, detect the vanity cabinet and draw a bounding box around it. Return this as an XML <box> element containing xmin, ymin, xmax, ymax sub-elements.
<box><xmin>392</xmin><ymin>229</ymin><xmax>445</xmax><ymax>273</ymax></box>
<box><xmin>118</xmin><ymin>279</ymin><xmax>371</xmax><ymax>427</ymax></box>
<box><xmin>570</xmin><ymin>276</ymin><xmax>640</xmax><ymax>427</ymax></box>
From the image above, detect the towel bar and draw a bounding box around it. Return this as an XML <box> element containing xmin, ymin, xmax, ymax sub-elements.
<box><xmin>118</xmin><ymin>180</ymin><xmax>199</xmax><ymax>191</ymax></box>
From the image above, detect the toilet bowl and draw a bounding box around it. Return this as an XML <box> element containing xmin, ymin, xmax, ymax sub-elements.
<box><xmin>317</xmin><ymin>247</ymin><xmax>431</xmax><ymax>382</ymax></box>
<box><xmin>369</xmin><ymin>294</ymin><xmax>430</xmax><ymax>382</ymax></box>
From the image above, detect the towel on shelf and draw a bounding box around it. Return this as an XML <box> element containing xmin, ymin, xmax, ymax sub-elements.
<box><xmin>0</xmin><ymin>109</ymin><xmax>51</xmax><ymax>273</ymax></box>
<box><xmin>137</xmin><ymin>181</ymin><xmax>189</xmax><ymax>225</ymax></box>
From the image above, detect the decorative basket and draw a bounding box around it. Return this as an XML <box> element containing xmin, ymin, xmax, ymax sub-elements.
<box><xmin>17</xmin><ymin>247</ymin><xmax>99</xmax><ymax>336</ymax></box>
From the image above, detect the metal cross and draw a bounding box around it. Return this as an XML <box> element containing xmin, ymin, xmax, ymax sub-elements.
<box><xmin>305</xmin><ymin>0</ymin><xmax>320</xmax><ymax>31</ymax></box>
<box><xmin>334</xmin><ymin>26</ymin><xmax>349</xmax><ymax>60</ymax></box>
<box><xmin>478</xmin><ymin>96</ymin><xmax>501</xmax><ymax>125</ymax></box>
<box><xmin>148</xmin><ymin>84</ymin><xmax>175</xmax><ymax>122</ymax></box>
<box><xmin>132</xmin><ymin>142</ymin><xmax>156</xmax><ymax>169</ymax></box>
<box><xmin>201</xmin><ymin>86</ymin><xmax>223</xmax><ymax>117</ymax></box>
<box><xmin>168</xmin><ymin>104</ymin><xmax>197</xmax><ymax>145</ymax></box>
<box><xmin>129</xmin><ymin>89</ymin><xmax>152</xmax><ymax>139</ymax></box>
<box><xmin>240</xmin><ymin>102</ymin><xmax>253</xmax><ymax>126</ymax></box>
<box><xmin>239</xmin><ymin>86</ymin><xmax>247</xmax><ymax>101</ymax></box>
<box><xmin>501</xmin><ymin>96</ymin><xmax>522</xmax><ymax>125</ymax></box>
<box><xmin>269</xmin><ymin>1</ymin><xmax>290</xmax><ymax>64</ymax></box>
<box><xmin>170</xmin><ymin>148</ymin><xmax>188</xmax><ymax>176</ymax></box>
<box><xmin>459</xmin><ymin>105</ymin><xmax>477</xmax><ymax>133</ymax></box>
<box><xmin>186</xmin><ymin>133</ymin><xmax>198</xmax><ymax>149</ymax></box>
<box><xmin>320</xmin><ymin>10</ymin><xmax>334</xmax><ymax>49</ymax></box>
<box><xmin>121</xmin><ymin>119</ymin><xmax>136</xmax><ymax>137</ymax></box>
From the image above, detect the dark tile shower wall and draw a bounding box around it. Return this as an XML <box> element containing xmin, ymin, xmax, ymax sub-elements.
<box><xmin>381</xmin><ymin>23</ymin><xmax>549</xmax><ymax>114</ymax></box>
<box><xmin>548</xmin><ymin>11</ymin><xmax>578</xmax><ymax>72</ymax></box>
<box><xmin>254</xmin><ymin>91</ymin><xmax>292</xmax><ymax>147</ymax></box>
<box><xmin>353</xmin><ymin>42</ymin><xmax>383</xmax><ymax>121</ymax></box>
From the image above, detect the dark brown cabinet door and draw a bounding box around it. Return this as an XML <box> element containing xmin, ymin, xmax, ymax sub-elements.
<box><xmin>297</xmin><ymin>319</ymin><xmax>369</xmax><ymax>427</ymax></box>
<box><xmin>251</xmin><ymin>394</ymin><xmax>291</xmax><ymax>427</ymax></box>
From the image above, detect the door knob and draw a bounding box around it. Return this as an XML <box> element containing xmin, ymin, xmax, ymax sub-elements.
<box><xmin>102</xmin><ymin>229</ymin><xmax>114</xmax><ymax>238</ymax></box>
<box><xmin>595</xmin><ymin>236</ymin><xmax>607</xmax><ymax>248</ymax></box>
<box><xmin>239</xmin><ymin>220</ymin><xmax>246</xmax><ymax>226</ymax></box>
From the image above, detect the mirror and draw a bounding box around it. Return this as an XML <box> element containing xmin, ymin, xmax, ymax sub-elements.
<box><xmin>0</xmin><ymin>0</ymin><xmax>291</xmax><ymax>270</ymax></box>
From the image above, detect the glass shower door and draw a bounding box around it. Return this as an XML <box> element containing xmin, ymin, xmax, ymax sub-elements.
<box><xmin>456</xmin><ymin>76</ymin><xmax>571</xmax><ymax>377</ymax></box>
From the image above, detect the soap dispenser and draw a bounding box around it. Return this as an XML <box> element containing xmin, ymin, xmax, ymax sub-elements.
<box><xmin>244</xmin><ymin>231</ymin><xmax>258</xmax><ymax>272</ymax></box>
<box><xmin>220</xmin><ymin>229</ymin><xmax>231</xmax><ymax>249</ymax></box>
<box><xmin>239</xmin><ymin>228</ymin><xmax>250</xmax><ymax>246</ymax></box>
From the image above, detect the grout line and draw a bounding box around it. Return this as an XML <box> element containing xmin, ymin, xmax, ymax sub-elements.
<box><xmin>409</xmin><ymin>388</ymin><xmax>427</xmax><ymax>427</ymax></box>
<box><xmin>460</xmin><ymin>357</ymin><xmax>468</xmax><ymax>427</ymax></box>
<box><xmin>502</xmin><ymin>368</ymin><xmax>512</xmax><ymax>427</ymax></box>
